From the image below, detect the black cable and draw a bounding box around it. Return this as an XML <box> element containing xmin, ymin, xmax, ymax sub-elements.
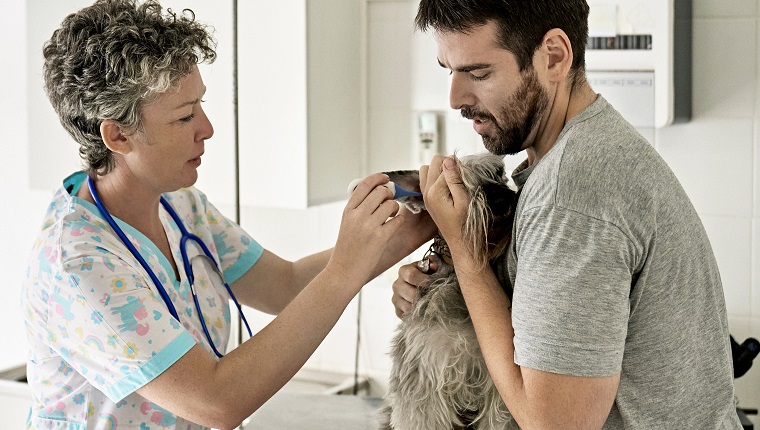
<box><xmin>353</xmin><ymin>291</ymin><xmax>362</xmax><ymax>395</ymax></box>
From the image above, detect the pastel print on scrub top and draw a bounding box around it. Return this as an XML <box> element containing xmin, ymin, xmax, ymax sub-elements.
<box><xmin>88</xmin><ymin>175</ymin><xmax>252</xmax><ymax>357</ymax></box>
<box><xmin>24</xmin><ymin>172</ymin><xmax>262</xmax><ymax>428</ymax></box>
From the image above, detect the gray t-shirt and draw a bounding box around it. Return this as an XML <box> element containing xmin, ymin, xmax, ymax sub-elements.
<box><xmin>499</xmin><ymin>96</ymin><xmax>740</xmax><ymax>429</ymax></box>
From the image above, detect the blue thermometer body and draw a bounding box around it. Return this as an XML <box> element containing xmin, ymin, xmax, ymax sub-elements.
<box><xmin>347</xmin><ymin>178</ymin><xmax>422</xmax><ymax>200</ymax></box>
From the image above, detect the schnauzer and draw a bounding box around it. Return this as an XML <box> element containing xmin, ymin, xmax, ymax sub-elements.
<box><xmin>379</xmin><ymin>152</ymin><xmax>518</xmax><ymax>430</ymax></box>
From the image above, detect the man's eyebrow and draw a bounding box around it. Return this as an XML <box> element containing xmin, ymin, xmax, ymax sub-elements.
<box><xmin>437</xmin><ymin>59</ymin><xmax>491</xmax><ymax>73</ymax></box>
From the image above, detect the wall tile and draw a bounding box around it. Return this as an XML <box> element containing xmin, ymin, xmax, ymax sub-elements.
<box><xmin>358</xmin><ymin>278</ymin><xmax>400</xmax><ymax>376</ymax></box>
<box><xmin>692</xmin><ymin>18</ymin><xmax>756</xmax><ymax>119</ymax></box>
<box><xmin>702</xmin><ymin>215</ymin><xmax>753</xmax><ymax>316</ymax></box>
<box><xmin>314</xmin><ymin>201</ymin><xmax>345</xmax><ymax>248</ymax></box>
<box><xmin>357</xmin><ymin>248</ymin><xmax>429</xmax><ymax>378</ymax></box>
<box><xmin>656</xmin><ymin>118</ymin><xmax>753</xmax><ymax>217</ymax></box>
<box><xmin>694</xmin><ymin>0</ymin><xmax>757</xmax><ymax>18</ymax></box>
<box><xmin>316</xmin><ymin>298</ymin><xmax>362</xmax><ymax>373</ymax></box>
<box><xmin>241</xmin><ymin>206</ymin><xmax>325</xmax><ymax>260</ymax></box>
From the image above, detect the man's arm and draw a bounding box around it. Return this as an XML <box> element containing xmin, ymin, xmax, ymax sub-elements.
<box><xmin>452</xmin><ymin>257</ymin><xmax>619</xmax><ymax>429</ymax></box>
<box><xmin>422</xmin><ymin>156</ymin><xmax>619</xmax><ymax>429</ymax></box>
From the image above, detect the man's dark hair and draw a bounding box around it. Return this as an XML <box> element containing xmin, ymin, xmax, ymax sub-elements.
<box><xmin>415</xmin><ymin>0</ymin><xmax>589</xmax><ymax>84</ymax></box>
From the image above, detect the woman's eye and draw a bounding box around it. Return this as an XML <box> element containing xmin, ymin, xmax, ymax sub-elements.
<box><xmin>179</xmin><ymin>114</ymin><xmax>195</xmax><ymax>122</ymax></box>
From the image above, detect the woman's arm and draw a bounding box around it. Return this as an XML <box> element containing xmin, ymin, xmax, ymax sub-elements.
<box><xmin>139</xmin><ymin>263</ymin><xmax>366</xmax><ymax>429</ymax></box>
<box><xmin>231</xmin><ymin>192</ymin><xmax>436</xmax><ymax>315</ymax></box>
<box><xmin>230</xmin><ymin>249</ymin><xmax>332</xmax><ymax>315</ymax></box>
<box><xmin>137</xmin><ymin>173</ymin><xmax>405</xmax><ymax>429</ymax></box>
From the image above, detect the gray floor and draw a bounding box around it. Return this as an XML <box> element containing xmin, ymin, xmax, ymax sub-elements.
<box><xmin>242</xmin><ymin>373</ymin><xmax>384</xmax><ymax>429</ymax></box>
<box><xmin>244</xmin><ymin>391</ymin><xmax>383</xmax><ymax>429</ymax></box>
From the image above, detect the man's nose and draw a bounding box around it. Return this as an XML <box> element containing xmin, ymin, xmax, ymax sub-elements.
<box><xmin>449</xmin><ymin>73</ymin><xmax>475</xmax><ymax>110</ymax></box>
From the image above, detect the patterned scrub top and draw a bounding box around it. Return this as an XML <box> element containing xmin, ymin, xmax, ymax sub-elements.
<box><xmin>22</xmin><ymin>172</ymin><xmax>263</xmax><ymax>429</ymax></box>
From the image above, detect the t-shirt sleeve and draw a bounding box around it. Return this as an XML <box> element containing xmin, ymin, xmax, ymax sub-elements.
<box><xmin>195</xmin><ymin>191</ymin><xmax>263</xmax><ymax>284</ymax></box>
<box><xmin>511</xmin><ymin>205</ymin><xmax>635</xmax><ymax>377</ymax></box>
<box><xmin>48</xmin><ymin>253</ymin><xmax>196</xmax><ymax>403</ymax></box>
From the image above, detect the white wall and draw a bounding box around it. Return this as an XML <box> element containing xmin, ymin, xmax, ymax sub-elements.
<box><xmin>3</xmin><ymin>0</ymin><xmax>760</xmax><ymax>423</ymax></box>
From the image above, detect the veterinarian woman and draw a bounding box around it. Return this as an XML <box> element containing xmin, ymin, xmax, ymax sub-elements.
<box><xmin>21</xmin><ymin>1</ymin><xmax>435</xmax><ymax>428</ymax></box>
<box><xmin>392</xmin><ymin>0</ymin><xmax>741</xmax><ymax>429</ymax></box>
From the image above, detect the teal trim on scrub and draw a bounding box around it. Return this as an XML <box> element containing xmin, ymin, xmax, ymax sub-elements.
<box><xmin>105</xmin><ymin>331</ymin><xmax>197</xmax><ymax>402</ymax></box>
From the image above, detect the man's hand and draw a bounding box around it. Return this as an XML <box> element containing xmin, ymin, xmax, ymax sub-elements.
<box><xmin>421</xmin><ymin>156</ymin><xmax>471</xmax><ymax>258</ymax></box>
<box><xmin>391</xmin><ymin>257</ymin><xmax>440</xmax><ymax>318</ymax></box>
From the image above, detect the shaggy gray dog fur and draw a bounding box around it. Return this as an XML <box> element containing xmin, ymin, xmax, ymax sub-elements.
<box><xmin>379</xmin><ymin>153</ymin><xmax>519</xmax><ymax>430</ymax></box>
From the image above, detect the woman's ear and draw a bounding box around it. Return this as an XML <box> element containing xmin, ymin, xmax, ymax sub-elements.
<box><xmin>100</xmin><ymin>120</ymin><xmax>130</xmax><ymax>154</ymax></box>
<box><xmin>542</xmin><ymin>28</ymin><xmax>573</xmax><ymax>83</ymax></box>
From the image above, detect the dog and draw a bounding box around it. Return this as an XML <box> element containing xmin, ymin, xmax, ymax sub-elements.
<box><xmin>378</xmin><ymin>152</ymin><xmax>519</xmax><ymax>430</ymax></box>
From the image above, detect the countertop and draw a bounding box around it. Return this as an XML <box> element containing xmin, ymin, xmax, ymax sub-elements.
<box><xmin>245</xmin><ymin>391</ymin><xmax>383</xmax><ymax>429</ymax></box>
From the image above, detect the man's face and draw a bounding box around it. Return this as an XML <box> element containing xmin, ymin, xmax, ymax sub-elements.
<box><xmin>435</xmin><ymin>22</ymin><xmax>550</xmax><ymax>155</ymax></box>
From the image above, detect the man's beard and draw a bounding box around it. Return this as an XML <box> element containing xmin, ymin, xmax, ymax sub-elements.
<box><xmin>461</xmin><ymin>69</ymin><xmax>549</xmax><ymax>155</ymax></box>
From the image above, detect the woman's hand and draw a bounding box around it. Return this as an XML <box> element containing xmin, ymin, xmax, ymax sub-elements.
<box><xmin>328</xmin><ymin>173</ymin><xmax>405</xmax><ymax>287</ymax></box>
<box><xmin>420</xmin><ymin>156</ymin><xmax>471</xmax><ymax>258</ymax></box>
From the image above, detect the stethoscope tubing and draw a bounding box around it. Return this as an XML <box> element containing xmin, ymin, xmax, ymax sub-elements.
<box><xmin>86</xmin><ymin>176</ymin><xmax>252</xmax><ymax>358</ymax></box>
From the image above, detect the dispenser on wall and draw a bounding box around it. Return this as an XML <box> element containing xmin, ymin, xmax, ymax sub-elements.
<box><xmin>417</xmin><ymin>111</ymin><xmax>443</xmax><ymax>164</ymax></box>
<box><xmin>585</xmin><ymin>0</ymin><xmax>691</xmax><ymax>128</ymax></box>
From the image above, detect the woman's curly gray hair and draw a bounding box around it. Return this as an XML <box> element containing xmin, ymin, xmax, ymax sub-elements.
<box><xmin>43</xmin><ymin>0</ymin><xmax>217</xmax><ymax>176</ymax></box>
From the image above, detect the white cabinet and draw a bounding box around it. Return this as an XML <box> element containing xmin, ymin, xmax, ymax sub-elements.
<box><xmin>237</xmin><ymin>0</ymin><xmax>366</xmax><ymax>208</ymax></box>
<box><xmin>0</xmin><ymin>367</ymin><xmax>32</xmax><ymax>429</ymax></box>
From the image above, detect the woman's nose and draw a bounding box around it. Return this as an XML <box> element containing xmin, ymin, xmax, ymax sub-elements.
<box><xmin>198</xmin><ymin>106</ymin><xmax>214</xmax><ymax>141</ymax></box>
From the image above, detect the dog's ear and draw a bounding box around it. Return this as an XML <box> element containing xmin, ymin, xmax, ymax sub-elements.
<box><xmin>482</xmin><ymin>183</ymin><xmax>518</xmax><ymax>260</ymax></box>
<box><xmin>383</xmin><ymin>169</ymin><xmax>425</xmax><ymax>213</ymax></box>
<box><xmin>462</xmin><ymin>186</ymin><xmax>492</xmax><ymax>269</ymax></box>
<box><xmin>384</xmin><ymin>169</ymin><xmax>421</xmax><ymax>193</ymax></box>
<box><xmin>462</xmin><ymin>182</ymin><xmax>516</xmax><ymax>267</ymax></box>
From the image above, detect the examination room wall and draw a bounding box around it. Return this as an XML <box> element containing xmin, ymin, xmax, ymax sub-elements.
<box><xmin>1</xmin><ymin>0</ymin><xmax>760</xmax><ymax>421</ymax></box>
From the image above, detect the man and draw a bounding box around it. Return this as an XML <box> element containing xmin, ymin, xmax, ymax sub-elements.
<box><xmin>392</xmin><ymin>1</ymin><xmax>741</xmax><ymax>428</ymax></box>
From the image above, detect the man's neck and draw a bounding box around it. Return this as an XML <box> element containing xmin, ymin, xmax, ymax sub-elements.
<box><xmin>525</xmin><ymin>82</ymin><xmax>597</xmax><ymax>166</ymax></box>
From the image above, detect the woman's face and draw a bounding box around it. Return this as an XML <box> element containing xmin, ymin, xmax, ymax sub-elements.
<box><xmin>123</xmin><ymin>65</ymin><xmax>214</xmax><ymax>193</ymax></box>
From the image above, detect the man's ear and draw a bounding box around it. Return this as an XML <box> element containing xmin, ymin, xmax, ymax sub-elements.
<box><xmin>100</xmin><ymin>120</ymin><xmax>130</xmax><ymax>154</ymax></box>
<box><xmin>541</xmin><ymin>28</ymin><xmax>573</xmax><ymax>83</ymax></box>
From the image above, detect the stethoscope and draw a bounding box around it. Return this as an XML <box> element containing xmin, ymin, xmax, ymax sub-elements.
<box><xmin>87</xmin><ymin>176</ymin><xmax>252</xmax><ymax>358</ymax></box>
